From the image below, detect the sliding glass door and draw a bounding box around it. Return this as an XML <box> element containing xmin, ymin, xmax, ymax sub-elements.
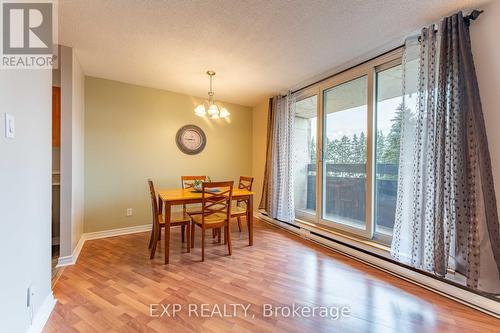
<box><xmin>291</xmin><ymin>49</ymin><xmax>404</xmax><ymax>244</ymax></box>
<box><xmin>293</xmin><ymin>93</ymin><xmax>318</xmax><ymax>221</ymax></box>
<box><xmin>320</xmin><ymin>75</ymin><xmax>371</xmax><ymax>237</ymax></box>
<box><xmin>374</xmin><ymin>63</ymin><xmax>403</xmax><ymax>242</ymax></box>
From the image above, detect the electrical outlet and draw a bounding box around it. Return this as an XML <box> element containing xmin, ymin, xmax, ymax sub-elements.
<box><xmin>5</xmin><ymin>113</ymin><xmax>15</xmax><ymax>138</ymax></box>
<box><xmin>126</xmin><ymin>208</ymin><xmax>133</xmax><ymax>216</ymax></box>
<box><xmin>27</xmin><ymin>285</ymin><xmax>35</xmax><ymax>324</ymax></box>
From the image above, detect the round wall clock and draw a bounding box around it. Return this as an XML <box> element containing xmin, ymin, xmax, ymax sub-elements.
<box><xmin>175</xmin><ymin>124</ymin><xmax>206</xmax><ymax>155</ymax></box>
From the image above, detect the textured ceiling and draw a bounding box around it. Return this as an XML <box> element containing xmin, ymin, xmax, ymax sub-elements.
<box><xmin>59</xmin><ymin>0</ymin><xmax>489</xmax><ymax>107</ymax></box>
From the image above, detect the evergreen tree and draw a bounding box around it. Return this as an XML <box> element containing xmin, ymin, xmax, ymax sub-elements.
<box><xmin>351</xmin><ymin>134</ymin><xmax>360</xmax><ymax>163</ymax></box>
<box><xmin>309</xmin><ymin>138</ymin><xmax>316</xmax><ymax>162</ymax></box>
<box><xmin>326</xmin><ymin>138</ymin><xmax>335</xmax><ymax>162</ymax></box>
<box><xmin>358</xmin><ymin>131</ymin><xmax>367</xmax><ymax>163</ymax></box>
<box><xmin>330</xmin><ymin>138</ymin><xmax>338</xmax><ymax>163</ymax></box>
<box><xmin>383</xmin><ymin>103</ymin><xmax>406</xmax><ymax>164</ymax></box>
<box><xmin>338</xmin><ymin>135</ymin><xmax>352</xmax><ymax>163</ymax></box>
<box><xmin>376</xmin><ymin>130</ymin><xmax>386</xmax><ymax>163</ymax></box>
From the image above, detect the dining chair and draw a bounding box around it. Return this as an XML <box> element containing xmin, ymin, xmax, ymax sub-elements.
<box><xmin>180</xmin><ymin>176</ymin><xmax>208</xmax><ymax>240</ymax></box>
<box><xmin>231</xmin><ymin>176</ymin><xmax>254</xmax><ymax>231</ymax></box>
<box><xmin>148</xmin><ymin>179</ymin><xmax>191</xmax><ymax>259</ymax></box>
<box><xmin>190</xmin><ymin>181</ymin><xmax>234</xmax><ymax>262</ymax></box>
<box><xmin>181</xmin><ymin>175</ymin><xmax>208</xmax><ymax>215</ymax></box>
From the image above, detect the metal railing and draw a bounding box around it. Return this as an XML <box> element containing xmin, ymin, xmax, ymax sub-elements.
<box><xmin>302</xmin><ymin>163</ymin><xmax>398</xmax><ymax>229</ymax></box>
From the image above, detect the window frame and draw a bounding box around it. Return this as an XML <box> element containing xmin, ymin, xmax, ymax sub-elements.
<box><xmin>293</xmin><ymin>86</ymin><xmax>320</xmax><ymax>223</ymax></box>
<box><xmin>373</xmin><ymin>58</ymin><xmax>405</xmax><ymax>244</ymax></box>
<box><xmin>292</xmin><ymin>48</ymin><xmax>403</xmax><ymax>246</ymax></box>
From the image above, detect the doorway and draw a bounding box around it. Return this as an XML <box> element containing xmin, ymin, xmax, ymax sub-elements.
<box><xmin>52</xmin><ymin>83</ymin><xmax>61</xmax><ymax>284</ymax></box>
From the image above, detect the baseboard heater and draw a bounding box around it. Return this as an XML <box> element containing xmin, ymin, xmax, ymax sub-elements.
<box><xmin>256</xmin><ymin>213</ymin><xmax>500</xmax><ymax>318</ymax></box>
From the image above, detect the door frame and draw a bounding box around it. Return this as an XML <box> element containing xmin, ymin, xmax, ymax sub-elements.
<box><xmin>292</xmin><ymin>48</ymin><xmax>403</xmax><ymax>241</ymax></box>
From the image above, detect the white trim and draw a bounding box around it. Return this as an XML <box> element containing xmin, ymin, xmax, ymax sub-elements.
<box><xmin>56</xmin><ymin>234</ymin><xmax>85</xmax><ymax>267</ymax></box>
<box><xmin>255</xmin><ymin>212</ymin><xmax>500</xmax><ymax>318</ymax></box>
<box><xmin>56</xmin><ymin>224</ymin><xmax>151</xmax><ymax>267</ymax></box>
<box><xmin>84</xmin><ymin>224</ymin><xmax>150</xmax><ymax>241</ymax></box>
<box><xmin>27</xmin><ymin>292</ymin><xmax>57</xmax><ymax>333</ymax></box>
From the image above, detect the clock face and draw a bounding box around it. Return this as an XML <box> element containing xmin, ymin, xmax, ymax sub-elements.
<box><xmin>176</xmin><ymin>125</ymin><xmax>206</xmax><ymax>155</ymax></box>
<box><xmin>181</xmin><ymin>129</ymin><xmax>202</xmax><ymax>150</ymax></box>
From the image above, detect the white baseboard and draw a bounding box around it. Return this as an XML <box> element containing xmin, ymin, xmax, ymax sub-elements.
<box><xmin>56</xmin><ymin>224</ymin><xmax>150</xmax><ymax>267</ymax></box>
<box><xmin>84</xmin><ymin>224</ymin><xmax>150</xmax><ymax>241</ymax></box>
<box><xmin>56</xmin><ymin>234</ymin><xmax>85</xmax><ymax>267</ymax></box>
<box><xmin>255</xmin><ymin>212</ymin><xmax>500</xmax><ymax>318</ymax></box>
<box><xmin>27</xmin><ymin>292</ymin><xmax>57</xmax><ymax>333</ymax></box>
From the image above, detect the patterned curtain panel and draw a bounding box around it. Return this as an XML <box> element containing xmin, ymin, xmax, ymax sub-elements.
<box><xmin>391</xmin><ymin>12</ymin><xmax>500</xmax><ymax>292</ymax></box>
<box><xmin>259</xmin><ymin>93</ymin><xmax>295</xmax><ymax>223</ymax></box>
<box><xmin>259</xmin><ymin>99</ymin><xmax>275</xmax><ymax>213</ymax></box>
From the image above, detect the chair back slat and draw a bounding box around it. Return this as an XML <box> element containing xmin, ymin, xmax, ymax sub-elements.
<box><xmin>236</xmin><ymin>176</ymin><xmax>254</xmax><ymax>207</ymax></box>
<box><xmin>202</xmin><ymin>181</ymin><xmax>234</xmax><ymax>224</ymax></box>
<box><xmin>238</xmin><ymin>176</ymin><xmax>254</xmax><ymax>191</ymax></box>
<box><xmin>181</xmin><ymin>176</ymin><xmax>208</xmax><ymax>213</ymax></box>
<box><xmin>181</xmin><ymin>175</ymin><xmax>208</xmax><ymax>189</ymax></box>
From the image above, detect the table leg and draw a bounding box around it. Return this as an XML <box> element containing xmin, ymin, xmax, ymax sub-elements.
<box><xmin>247</xmin><ymin>195</ymin><xmax>253</xmax><ymax>246</ymax></box>
<box><xmin>164</xmin><ymin>201</ymin><xmax>171</xmax><ymax>264</ymax></box>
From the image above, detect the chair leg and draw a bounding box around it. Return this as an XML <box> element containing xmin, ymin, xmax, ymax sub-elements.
<box><xmin>212</xmin><ymin>229</ymin><xmax>216</xmax><ymax>238</ymax></box>
<box><xmin>237</xmin><ymin>216</ymin><xmax>242</xmax><ymax>232</ymax></box>
<box><xmin>158</xmin><ymin>227</ymin><xmax>161</xmax><ymax>240</ymax></box>
<box><xmin>186</xmin><ymin>223</ymin><xmax>191</xmax><ymax>253</ymax></box>
<box><xmin>190</xmin><ymin>222</ymin><xmax>195</xmax><ymax>248</ymax></box>
<box><xmin>148</xmin><ymin>224</ymin><xmax>154</xmax><ymax>249</ymax></box>
<box><xmin>201</xmin><ymin>228</ymin><xmax>205</xmax><ymax>262</ymax></box>
<box><xmin>217</xmin><ymin>227</ymin><xmax>221</xmax><ymax>244</ymax></box>
<box><xmin>181</xmin><ymin>225</ymin><xmax>185</xmax><ymax>243</ymax></box>
<box><xmin>150</xmin><ymin>225</ymin><xmax>160</xmax><ymax>259</ymax></box>
<box><xmin>226</xmin><ymin>224</ymin><xmax>232</xmax><ymax>256</ymax></box>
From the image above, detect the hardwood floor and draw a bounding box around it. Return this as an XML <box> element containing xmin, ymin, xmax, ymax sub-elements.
<box><xmin>44</xmin><ymin>218</ymin><xmax>500</xmax><ymax>333</ymax></box>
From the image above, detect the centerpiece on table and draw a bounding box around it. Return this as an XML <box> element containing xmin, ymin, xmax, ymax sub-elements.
<box><xmin>192</xmin><ymin>176</ymin><xmax>219</xmax><ymax>192</ymax></box>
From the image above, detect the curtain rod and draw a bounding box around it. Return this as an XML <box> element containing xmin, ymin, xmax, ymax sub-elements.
<box><xmin>287</xmin><ymin>44</ymin><xmax>403</xmax><ymax>96</ymax></box>
<box><xmin>284</xmin><ymin>9</ymin><xmax>484</xmax><ymax>98</ymax></box>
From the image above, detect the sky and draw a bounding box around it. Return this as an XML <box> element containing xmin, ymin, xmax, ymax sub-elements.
<box><xmin>307</xmin><ymin>95</ymin><xmax>408</xmax><ymax>143</ymax></box>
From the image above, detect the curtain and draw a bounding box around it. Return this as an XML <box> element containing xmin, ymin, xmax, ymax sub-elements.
<box><xmin>259</xmin><ymin>93</ymin><xmax>295</xmax><ymax>223</ymax></box>
<box><xmin>391</xmin><ymin>12</ymin><xmax>500</xmax><ymax>292</ymax></box>
<box><xmin>259</xmin><ymin>98</ymin><xmax>274</xmax><ymax>213</ymax></box>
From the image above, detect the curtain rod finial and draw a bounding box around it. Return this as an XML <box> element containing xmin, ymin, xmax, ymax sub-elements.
<box><xmin>465</xmin><ymin>9</ymin><xmax>484</xmax><ymax>23</ymax></box>
<box><xmin>470</xmin><ymin>9</ymin><xmax>484</xmax><ymax>20</ymax></box>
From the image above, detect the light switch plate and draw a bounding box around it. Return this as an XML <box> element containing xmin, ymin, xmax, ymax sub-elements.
<box><xmin>5</xmin><ymin>113</ymin><xmax>15</xmax><ymax>138</ymax></box>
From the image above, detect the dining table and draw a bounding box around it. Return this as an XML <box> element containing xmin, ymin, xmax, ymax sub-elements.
<box><xmin>157</xmin><ymin>187</ymin><xmax>254</xmax><ymax>264</ymax></box>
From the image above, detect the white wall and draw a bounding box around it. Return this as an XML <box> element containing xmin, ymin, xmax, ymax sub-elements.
<box><xmin>470</xmin><ymin>0</ymin><xmax>500</xmax><ymax>293</ymax></box>
<box><xmin>472</xmin><ymin>0</ymin><xmax>500</xmax><ymax>223</ymax></box>
<box><xmin>71</xmin><ymin>52</ymin><xmax>85</xmax><ymax>251</ymax></box>
<box><xmin>59</xmin><ymin>46</ymin><xmax>85</xmax><ymax>259</ymax></box>
<box><xmin>84</xmin><ymin>77</ymin><xmax>252</xmax><ymax>232</ymax></box>
<box><xmin>0</xmin><ymin>69</ymin><xmax>53</xmax><ymax>331</ymax></box>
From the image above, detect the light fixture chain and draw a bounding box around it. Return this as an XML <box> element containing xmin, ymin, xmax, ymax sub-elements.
<box><xmin>195</xmin><ymin>70</ymin><xmax>229</xmax><ymax>119</ymax></box>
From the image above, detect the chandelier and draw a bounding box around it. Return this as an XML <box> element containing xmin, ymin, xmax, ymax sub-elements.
<box><xmin>194</xmin><ymin>71</ymin><xmax>230</xmax><ymax>119</ymax></box>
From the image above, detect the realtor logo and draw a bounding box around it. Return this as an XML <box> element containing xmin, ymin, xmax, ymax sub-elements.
<box><xmin>1</xmin><ymin>1</ymin><xmax>57</xmax><ymax>69</ymax></box>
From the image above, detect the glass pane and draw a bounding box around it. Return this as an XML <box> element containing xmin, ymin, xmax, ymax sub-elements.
<box><xmin>294</xmin><ymin>95</ymin><xmax>317</xmax><ymax>217</ymax></box>
<box><xmin>322</xmin><ymin>76</ymin><xmax>367</xmax><ymax>229</ymax></box>
<box><xmin>374</xmin><ymin>64</ymin><xmax>416</xmax><ymax>238</ymax></box>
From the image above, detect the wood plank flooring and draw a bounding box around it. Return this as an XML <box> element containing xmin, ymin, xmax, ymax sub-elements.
<box><xmin>44</xmin><ymin>218</ymin><xmax>500</xmax><ymax>333</ymax></box>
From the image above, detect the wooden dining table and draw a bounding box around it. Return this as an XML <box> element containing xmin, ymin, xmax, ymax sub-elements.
<box><xmin>157</xmin><ymin>188</ymin><xmax>254</xmax><ymax>264</ymax></box>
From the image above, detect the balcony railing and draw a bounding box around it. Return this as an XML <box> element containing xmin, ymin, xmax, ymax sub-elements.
<box><xmin>302</xmin><ymin>163</ymin><xmax>398</xmax><ymax>230</ymax></box>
